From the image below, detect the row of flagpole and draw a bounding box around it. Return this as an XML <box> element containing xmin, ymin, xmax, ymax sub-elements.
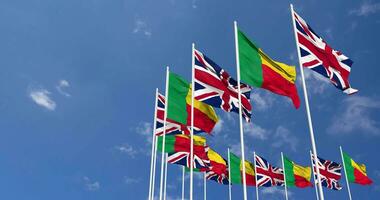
<box><xmin>146</xmin><ymin>4</ymin><xmax>356</xmax><ymax>200</ymax></box>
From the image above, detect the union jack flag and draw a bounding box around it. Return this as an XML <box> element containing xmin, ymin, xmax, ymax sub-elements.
<box><xmin>194</xmin><ymin>49</ymin><xmax>252</xmax><ymax>122</ymax></box>
<box><xmin>155</xmin><ymin>93</ymin><xmax>202</xmax><ymax>136</ymax></box>
<box><xmin>167</xmin><ymin>146</ymin><xmax>210</xmax><ymax>170</ymax></box>
<box><xmin>293</xmin><ymin>10</ymin><xmax>358</xmax><ymax>94</ymax></box>
<box><xmin>255</xmin><ymin>154</ymin><xmax>284</xmax><ymax>187</ymax></box>
<box><xmin>205</xmin><ymin>159</ymin><xmax>229</xmax><ymax>185</ymax></box>
<box><xmin>311</xmin><ymin>154</ymin><xmax>343</xmax><ymax>190</ymax></box>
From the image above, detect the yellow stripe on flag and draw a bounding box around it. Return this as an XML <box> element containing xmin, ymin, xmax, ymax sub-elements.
<box><xmin>185</xmin><ymin>86</ymin><xmax>218</xmax><ymax>123</ymax></box>
<box><xmin>241</xmin><ymin>160</ymin><xmax>255</xmax><ymax>176</ymax></box>
<box><xmin>259</xmin><ymin>49</ymin><xmax>296</xmax><ymax>83</ymax></box>
<box><xmin>351</xmin><ymin>159</ymin><xmax>368</xmax><ymax>176</ymax></box>
<box><xmin>293</xmin><ymin>163</ymin><xmax>311</xmax><ymax>181</ymax></box>
<box><xmin>208</xmin><ymin>149</ymin><xmax>226</xmax><ymax>165</ymax></box>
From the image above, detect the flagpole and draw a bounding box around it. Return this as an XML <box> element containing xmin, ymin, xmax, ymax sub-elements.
<box><xmin>204</xmin><ymin>172</ymin><xmax>207</xmax><ymax>200</ymax></box>
<box><xmin>182</xmin><ymin>166</ymin><xmax>185</xmax><ymax>200</ymax></box>
<box><xmin>340</xmin><ymin>146</ymin><xmax>353</xmax><ymax>200</ymax></box>
<box><xmin>310</xmin><ymin>150</ymin><xmax>320</xmax><ymax>200</ymax></box>
<box><xmin>148</xmin><ymin>89</ymin><xmax>159</xmax><ymax>200</ymax></box>
<box><xmin>234</xmin><ymin>20</ymin><xmax>248</xmax><ymax>200</ymax></box>
<box><xmin>163</xmin><ymin>153</ymin><xmax>168</xmax><ymax>200</ymax></box>
<box><xmin>159</xmin><ymin>67</ymin><xmax>170</xmax><ymax>200</ymax></box>
<box><xmin>254</xmin><ymin>152</ymin><xmax>259</xmax><ymax>200</ymax></box>
<box><xmin>228</xmin><ymin>148</ymin><xmax>232</xmax><ymax>200</ymax></box>
<box><xmin>190</xmin><ymin>43</ymin><xmax>195</xmax><ymax>200</ymax></box>
<box><xmin>290</xmin><ymin>4</ymin><xmax>324</xmax><ymax>200</ymax></box>
<box><xmin>281</xmin><ymin>152</ymin><xmax>289</xmax><ymax>200</ymax></box>
<box><xmin>152</xmin><ymin>127</ymin><xmax>159</xmax><ymax>200</ymax></box>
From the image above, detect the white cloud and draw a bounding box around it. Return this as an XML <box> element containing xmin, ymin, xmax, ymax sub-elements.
<box><xmin>213</xmin><ymin>119</ymin><xmax>224</xmax><ymax>135</ymax></box>
<box><xmin>261</xmin><ymin>187</ymin><xmax>292</xmax><ymax>198</ymax></box>
<box><xmin>83</xmin><ymin>176</ymin><xmax>100</xmax><ymax>191</ymax></box>
<box><xmin>244</xmin><ymin>122</ymin><xmax>269</xmax><ymax>140</ymax></box>
<box><xmin>302</xmin><ymin>69</ymin><xmax>331</xmax><ymax>95</ymax></box>
<box><xmin>328</xmin><ymin>96</ymin><xmax>380</xmax><ymax>135</ymax></box>
<box><xmin>124</xmin><ymin>177</ymin><xmax>141</xmax><ymax>184</ymax></box>
<box><xmin>271</xmin><ymin>126</ymin><xmax>298</xmax><ymax>152</ymax></box>
<box><xmin>350</xmin><ymin>1</ymin><xmax>380</xmax><ymax>16</ymax></box>
<box><xmin>133</xmin><ymin>19</ymin><xmax>152</xmax><ymax>37</ymax></box>
<box><xmin>56</xmin><ymin>79</ymin><xmax>71</xmax><ymax>97</ymax></box>
<box><xmin>324</xmin><ymin>28</ymin><xmax>333</xmax><ymax>39</ymax></box>
<box><xmin>136</xmin><ymin>122</ymin><xmax>153</xmax><ymax>143</ymax></box>
<box><xmin>29</xmin><ymin>88</ymin><xmax>56</xmax><ymax>111</ymax></box>
<box><xmin>115</xmin><ymin>143</ymin><xmax>138</xmax><ymax>158</ymax></box>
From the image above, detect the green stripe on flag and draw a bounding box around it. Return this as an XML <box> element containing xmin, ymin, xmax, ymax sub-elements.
<box><xmin>342</xmin><ymin>152</ymin><xmax>355</xmax><ymax>182</ymax></box>
<box><xmin>237</xmin><ymin>29</ymin><xmax>264</xmax><ymax>88</ymax></box>
<box><xmin>229</xmin><ymin>152</ymin><xmax>242</xmax><ymax>184</ymax></box>
<box><xmin>156</xmin><ymin>135</ymin><xmax>175</xmax><ymax>153</ymax></box>
<box><xmin>167</xmin><ymin>72</ymin><xmax>190</xmax><ymax>125</ymax></box>
<box><xmin>283</xmin><ymin>156</ymin><xmax>296</xmax><ymax>186</ymax></box>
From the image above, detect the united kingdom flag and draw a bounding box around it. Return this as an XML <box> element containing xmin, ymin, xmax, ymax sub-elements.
<box><xmin>155</xmin><ymin>93</ymin><xmax>202</xmax><ymax>136</ymax></box>
<box><xmin>167</xmin><ymin>145</ymin><xmax>210</xmax><ymax>170</ymax></box>
<box><xmin>255</xmin><ymin>154</ymin><xmax>284</xmax><ymax>187</ymax></box>
<box><xmin>311</xmin><ymin>154</ymin><xmax>343</xmax><ymax>190</ymax></box>
<box><xmin>293</xmin><ymin>10</ymin><xmax>358</xmax><ymax>94</ymax></box>
<box><xmin>194</xmin><ymin>49</ymin><xmax>252</xmax><ymax>122</ymax></box>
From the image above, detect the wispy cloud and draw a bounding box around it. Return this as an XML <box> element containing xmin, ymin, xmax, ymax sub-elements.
<box><xmin>83</xmin><ymin>176</ymin><xmax>100</xmax><ymax>191</ymax></box>
<box><xmin>124</xmin><ymin>176</ymin><xmax>141</xmax><ymax>184</ymax></box>
<box><xmin>213</xmin><ymin>119</ymin><xmax>224</xmax><ymax>135</ymax></box>
<box><xmin>350</xmin><ymin>1</ymin><xmax>380</xmax><ymax>16</ymax></box>
<box><xmin>328</xmin><ymin>96</ymin><xmax>380</xmax><ymax>135</ymax></box>
<box><xmin>302</xmin><ymin>69</ymin><xmax>331</xmax><ymax>95</ymax></box>
<box><xmin>272</xmin><ymin>126</ymin><xmax>298</xmax><ymax>151</ymax></box>
<box><xmin>56</xmin><ymin>79</ymin><xmax>71</xmax><ymax>97</ymax></box>
<box><xmin>132</xmin><ymin>19</ymin><xmax>152</xmax><ymax>37</ymax></box>
<box><xmin>114</xmin><ymin>143</ymin><xmax>138</xmax><ymax>158</ymax></box>
<box><xmin>244</xmin><ymin>122</ymin><xmax>269</xmax><ymax>140</ymax></box>
<box><xmin>136</xmin><ymin>122</ymin><xmax>153</xmax><ymax>143</ymax></box>
<box><xmin>261</xmin><ymin>187</ymin><xmax>292</xmax><ymax>198</ymax></box>
<box><xmin>250</xmin><ymin>91</ymin><xmax>275</xmax><ymax>111</ymax></box>
<box><xmin>29</xmin><ymin>88</ymin><xmax>56</xmax><ymax>111</ymax></box>
<box><xmin>191</xmin><ymin>0</ymin><xmax>198</xmax><ymax>9</ymax></box>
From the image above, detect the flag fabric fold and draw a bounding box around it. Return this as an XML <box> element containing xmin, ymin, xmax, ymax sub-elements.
<box><xmin>255</xmin><ymin>154</ymin><xmax>284</xmax><ymax>187</ymax></box>
<box><xmin>205</xmin><ymin>149</ymin><xmax>229</xmax><ymax>185</ymax></box>
<box><xmin>283</xmin><ymin>155</ymin><xmax>312</xmax><ymax>188</ymax></box>
<box><xmin>293</xmin><ymin>10</ymin><xmax>358</xmax><ymax>94</ymax></box>
<box><xmin>229</xmin><ymin>152</ymin><xmax>256</xmax><ymax>186</ymax></box>
<box><xmin>311</xmin><ymin>154</ymin><xmax>343</xmax><ymax>190</ymax></box>
<box><xmin>342</xmin><ymin>152</ymin><xmax>373</xmax><ymax>185</ymax></box>
<box><xmin>157</xmin><ymin>135</ymin><xmax>210</xmax><ymax>169</ymax></box>
<box><xmin>237</xmin><ymin>29</ymin><xmax>301</xmax><ymax>108</ymax></box>
<box><xmin>194</xmin><ymin>49</ymin><xmax>252</xmax><ymax>122</ymax></box>
<box><xmin>167</xmin><ymin>72</ymin><xmax>219</xmax><ymax>134</ymax></box>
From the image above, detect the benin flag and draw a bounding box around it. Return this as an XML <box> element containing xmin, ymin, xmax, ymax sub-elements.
<box><xmin>229</xmin><ymin>152</ymin><xmax>256</xmax><ymax>186</ymax></box>
<box><xmin>283</xmin><ymin>156</ymin><xmax>312</xmax><ymax>188</ymax></box>
<box><xmin>156</xmin><ymin>134</ymin><xmax>206</xmax><ymax>153</ymax></box>
<box><xmin>167</xmin><ymin>72</ymin><xmax>218</xmax><ymax>133</ymax></box>
<box><xmin>342</xmin><ymin>152</ymin><xmax>373</xmax><ymax>185</ymax></box>
<box><xmin>237</xmin><ymin>29</ymin><xmax>300</xmax><ymax>108</ymax></box>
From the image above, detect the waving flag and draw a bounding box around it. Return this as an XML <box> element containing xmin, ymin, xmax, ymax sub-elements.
<box><xmin>205</xmin><ymin>149</ymin><xmax>229</xmax><ymax>185</ymax></box>
<box><xmin>342</xmin><ymin>151</ymin><xmax>373</xmax><ymax>185</ymax></box>
<box><xmin>229</xmin><ymin>152</ymin><xmax>256</xmax><ymax>186</ymax></box>
<box><xmin>157</xmin><ymin>134</ymin><xmax>210</xmax><ymax>169</ymax></box>
<box><xmin>167</xmin><ymin>72</ymin><xmax>218</xmax><ymax>134</ymax></box>
<box><xmin>293</xmin><ymin>10</ymin><xmax>358</xmax><ymax>94</ymax></box>
<box><xmin>194</xmin><ymin>49</ymin><xmax>252</xmax><ymax>122</ymax></box>
<box><xmin>155</xmin><ymin>93</ymin><xmax>202</xmax><ymax>136</ymax></box>
<box><xmin>283</xmin><ymin>155</ymin><xmax>312</xmax><ymax>188</ymax></box>
<box><xmin>255</xmin><ymin>154</ymin><xmax>284</xmax><ymax>187</ymax></box>
<box><xmin>237</xmin><ymin>29</ymin><xmax>301</xmax><ymax>108</ymax></box>
<box><xmin>311</xmin><ymin>154</ymin><xmax>343</xmax><ymax>190</ymax></box>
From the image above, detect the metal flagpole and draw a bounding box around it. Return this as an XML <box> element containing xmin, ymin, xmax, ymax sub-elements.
<box><xmin>340</xmin><ymin>146</ymin><xmax>353</xmax><ymax>200</ymax></box>
<box><xmin>254</xmin><ymin>152</ymin><xmax>259</xmax><ymax>200</ymax></box>
<box><xmin>204</xmin><ymin>172</ymin><xmax>207</xmax><ymax>200</ymax></box>
<box><xmin>163</xmin><ymin>153</ymin><xmax>168</xmax><ymax>200</ymax></box>
<box><xmin>228</xmin><ymin>148</ymin><xmax>232</xmax><ymax>200</ymax></box>
<box><xmin>159</xmin><ymin>67</ymin><xmax>170</xmax><ymax>200</ymax></box>
<box><xmin>281</xmin><ymin>152</ymin><xmax>289</xmax><ymax>200</ymax></box>
<box><xmin>148</xmin><ymin>89</ymin><xmax>159</xmax><ymax>200</ymax></box>
<box><xmin>233</xmin><ymin>20</ymin><xmax>248</xmax><ymax>200</ymax></box>
<box><xmin>182</xmin><ymin>166</ymin><xmax>185</xmax><ymax>200</ymax></box>
<box><xmin>190</xmin><ymin>43</ymin><xmax>195</xmax><ymax>200</ymax></box>
<box><xmin>152</xmin><ymin>129</ymin><xmax>158</xmax><ymax>200</ymax></box>
<box><xmin>289</xmin><ymin>4</ymin><xmax>324</xmax><ymax>200</ymax></box>
<box><xmin>310</xmin><ymin>150</ymin><xmax>320</xmax><ymax>200</ymax></box>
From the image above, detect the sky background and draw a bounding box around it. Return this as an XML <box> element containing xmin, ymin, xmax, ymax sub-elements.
<box><xmin>0</xmin><ymin>0</ymin><xmax>380</xmax><ymax>199</ymax></box>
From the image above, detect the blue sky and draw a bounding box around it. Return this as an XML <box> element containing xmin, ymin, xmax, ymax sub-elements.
<box><xmin>0</xmin><ymin>0</ymin><xmax>379</xmax><ymax>199</ymax></box>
